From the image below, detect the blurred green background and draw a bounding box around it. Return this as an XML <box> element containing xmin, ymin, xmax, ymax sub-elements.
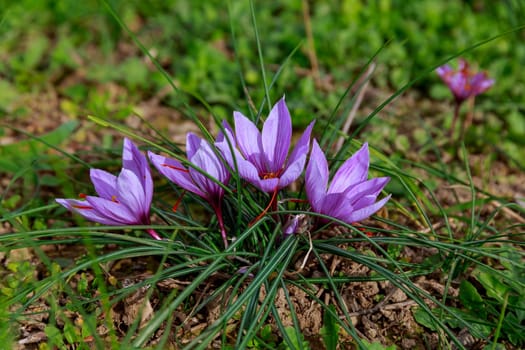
<box><xmin>1</xmin><ymin>0</ymin><xmax>524</xmax><ymax>159</ymax></box>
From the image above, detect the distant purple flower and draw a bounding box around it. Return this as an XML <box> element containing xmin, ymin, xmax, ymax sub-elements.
<box><xmin>56</xmin><ymin>138</ymin><xmax>161</xmax><ymax>240</ymax></box>
<box><xmin>305</xmin><ymin>140</ymin><xmax>390</xmax><ymax>224</ymax></box>
<box><xmin>217</xmin><ymin>97</ymin><xmax>314</xmax><ymax>193</ymax></box>
<box><xmin>148</xmin><ymin>132</ymin><xmax>230</xmax><ymax>246</ymax></box>
<box><xmin>283</xmin><ymin>215</ymin><xmax>301</xmax><ymax>237</ymax></box>
<box><xmin>282</xmin><ymin>214</ymin><xmax>308</xmax><ymax>238</ymax></box>
<box><xmin>436</xmin><ymin>58</ymin><xmax>494</xmax><ymax>103</ymax></box>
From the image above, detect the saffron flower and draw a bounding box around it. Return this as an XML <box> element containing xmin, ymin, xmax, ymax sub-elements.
<box><xmin>305</xmin><ymin>140</ymin><xmax>390</xmax><ymax>225</ymax></box>
<box><xmin>436</xmin><ymin>58</ymin><xmax>494</xmax><ymax>103</ymax></box>
<box><xmin>217</xmin><ymin>97</ymin><xmax>314</xmax><ymax>193</ymax></box>
<box><xmin>148</xmin><ymin>133</ymin><xmax>231</xmax><ymax>247</ymax></box>
<box><xmin>56</xmin><ymin>138</ymin><xmax>161</xmax><ymax>240</ymax></box>
<box><xmin>437</xmin><ymin>59</ymin><xmax>494</xmax><ymax>137</ymax></box>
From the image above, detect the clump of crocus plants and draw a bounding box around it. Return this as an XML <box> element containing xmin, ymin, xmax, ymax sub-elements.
<box><xmin>436</xmin><ymin>58</ymin><xmax>494</xmax><ymax>138</ymax></box>
<box><xmin>57</xmin><ymin>97</ymin><xmax>390</xmax><ymax>248</ymax></box>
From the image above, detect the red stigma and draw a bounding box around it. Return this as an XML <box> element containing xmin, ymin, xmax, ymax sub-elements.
<box><xmin>162</xmin><ymin>163</ymin><xmax>189</xmax><ymax>172</ymax></box>
<box><xmin>172</xmin><ymin>190</ymin><xmax>187</xmax><ymax>213</ymax></box>
<box><xmin>72</xmin><ymin>204</ymin><xmax>93</xmax><ymax>210</ymax></box>
<box><xmin>249</xmin><ymin>186</ymin><xmax>279</xmax><ymax>227</ymax></box>
<box><xmin>352</xmin><ymin>223</ymin><xmax>374</xmax><ymax>237</ymax></box>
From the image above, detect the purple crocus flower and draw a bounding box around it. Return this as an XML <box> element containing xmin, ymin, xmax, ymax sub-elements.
<box><xmin>56</xmin><ymin>138</ymin><xmax>161</xmax><ymax>240</ymax></box>
<box><xmin>148</xmin><ymin>132</ymin><xmax>231</xmax><ymax>247</ymax></box>
<box><xmin>305</xmin><ymin>140</ymin><xmax>390</xmax><ymax>225</ymax></box>
<box><xmin>436</xmin><ymin>58</ymin><xmax>494</xmax><ymax>103</ymax></box>
<box><xmin>436</xmin><ymin>59</ymin><xmax>494</xmax><ymax>137</ymax></box>
<box><xmin>217</xmin><ymin>97</ymin><xmax>314</xmax><ymax>193</ymax></box>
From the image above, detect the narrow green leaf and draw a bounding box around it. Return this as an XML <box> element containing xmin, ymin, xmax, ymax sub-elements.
<box><xmin>320</xmin><ymin>304</ymin><xmax>339</xmax><ymax>350</ymax></box>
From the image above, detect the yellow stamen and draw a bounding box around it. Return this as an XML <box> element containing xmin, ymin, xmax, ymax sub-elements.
<box><xmin>261</xmin><ymin>168</ymin><xmax>283</xmax><ymax>180</ymax></box>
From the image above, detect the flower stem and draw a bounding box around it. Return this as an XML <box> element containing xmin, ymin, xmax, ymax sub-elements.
<box><xmin>215</xmin><ymin>205</ymin><xmax>228</xmax><ymax>249</ymax></box>
<box><xmin>460</xmin><ymin>96</ymin><xmax>475</xmax><ymax>140</ymax></box>
<box><xmin>146</xmin><ymin>228</ymin><xmax>162</xmax><ymax>240</ymax></box>
<box><xmin>449</xmin><ymin>101</ymin><xmax>461</xmax><ymax>138</ymax></box>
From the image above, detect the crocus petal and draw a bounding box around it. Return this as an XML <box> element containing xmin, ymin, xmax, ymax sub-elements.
<box><xmin>56</xmin><ymin>198</ymin><xmax>123</xmax><ymax>226</ymax></box>
<box><xmin>318</xmin><ymin>192</ymin><xmax>355</xmax><ymax>221</ymax></box>
<box><xmin>471</xmin><ymin>73</ymin><xmax>494</xmax><ymax>94</ymax></box>
<box><xmin>329</xmin><ymin>143</ymin><xmax>369</xmax><ymax>194</ymax></box>
<box><xmin>233</xmin><ymin>158</ymin><xmax>261</xmax><ymax>187</ymax></box>
<box><xmin>233</xmin><ymin>111</ymin><xmax>265</xmax><ymax>171</ymax></box>
<box><xmin>85</xmin><ymin>196</ymin><xmax>137</xmax><ymax>224</ymax></box>
<box><xmin>287</xmin><ymin>121</ymin><xmax>314</xmax><ymax>168</ymax></box>
<box><xmin>278</xmin><ymin>154</ymin><xmax>307</xmax><ymax>189</ymax></box>
<box><xmin>344</xmin><ymin>177</ymin><xmax>390</xmax><ymax>204</ymax></box>
<box><xmin>350</xmin><ymin>195</ymin><xmax>375</xmax><ymax>210</ymax></box>
<box><xmin>261</xmin><ymin>97</ymin><xmax>291</xmax><ymax>173</ymax></box>
<box><xmin>216</xmin><ymin>131</ymin><xmax>260</xmax><ymax>185</ymax></box>
<box><xmin>280</xmin><ymin>120</ymin><xmax>315</xmax><ymax>188</ymax></box>
<box><xmin>252</xmin><ymin>177</ymin><xmax>280</xmax><ymax>193</ymax></box>
<box><xmin>352</xmin><ymin>194</ymin><xmax>382</xmax><ymax>210</ymax></box>
<box><xmin>216</xmin><ymin>120</ymin><xmax>235</xmax><ymax>143</ymax></box>
<box><xmin>188</xmin><ymin>146</ymin><xmax>225</xmax><ymax>201</ymax></box>
<box><xmin>436</xmin><ymin>65</ymin><xmax>452</xmax><ymax>79</ymax></box>
<box><xmin>56</xmin><ymin>198</ymin><xmax>79</xmax><ymax>212</ymax></box>
<box><xmin>210</xmin><ymin>150</ymin><xmax>230</xmax><ymax>184</ymax></box>
<box><xmin>191</xmin><ymin>140</ymin><xmax>229</xmax><ymax>182</ymax></box>
<box><xmin>215</xmin><ymin>127</ymin><xmax>236</xmax><ymax>165</ymax></box>
<box><xmin>148</xmin><ymin>151</ymin><xmax>205</xmax><ymax>197</ymax></box>
<box><xmin>477</xmin><ymin>79</ymin><xmax>495</xmax><ymax>94</ymax></box>
<box><xmin>116</xmin><ymin>169</ymin><xmax>148</xmax><ymax>221</ymax></box>
<box><xmin>122</xmin><ymin>138</ymin><xmax>153</xmax><ymax>207</ymax></box>
<box><xmin>345</xmin><ymin>194</ymin><xmax>391</xmax><ymax>223</ymax></box>
<box><xmin>449</xmin><ymin>74</ymin><xmax>469</xmax><ymax>100</ymax></box>
<box><xmin>186</xmin><ymin>132</ymin><xmax>202</xmax><ymax>159</ymax></box>
<box><xmin>90</xmin><ymin>169</ymin><xmax>117</xmax><ymax>200</ymax></box>
<box><xmin>305</xmin><ymin>139</ymin><xmax>329</xmax><ymax>212</ymax></box>
<box><xmin>122</xmin><ymin>138</ymin><xmax>147</xmax><ymax>180</ymax></box>
<box><xmin>143</xmin><ymin>170</ymin><xmax>154</xmax><ymax>210</ymax></box>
